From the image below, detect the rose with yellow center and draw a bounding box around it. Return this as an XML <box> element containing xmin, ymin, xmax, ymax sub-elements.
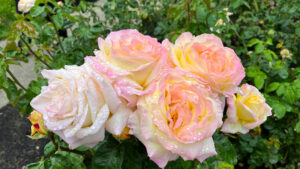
<box><xmin>221</xmin><ymin>84</ymin><xmax>272</xmax><ymax>134</ymax></box>
<box><xmin>28</xmin><ymin>110</ymin><xmax>47</xmax><ymax>136</ymax></box>
<box><xmin>129</xmin><ymin>70</ymin><xmax>223</xmax><ymax>168</ymax></box>
<box><xmin>85</xmin><ymin>29</ymin><xmax>168</xmax><ymax>106</ymax></box>
<box><xmin>163</xmin><ymin>32</ymin><xmax>245</xmax><ymax>95</ymax></box>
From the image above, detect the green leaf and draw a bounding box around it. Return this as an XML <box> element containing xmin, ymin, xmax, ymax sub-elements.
<box><xmin>284</xmin><ymin>86</ymin><xmax>296</xmax><ymax>104</ymax></box>
<box><xmin>254</xmin><ymin>73</ymin><xmax>266</xmax><ymax>90</ymax></box>
<box><xmin>5</xmin><ymin>59</ymin><xmax>21</xmax><ymax>65</ymax></box>
<box><xmin>263</xmin><ymin>50</ymin><xmax>273</xmax><ymax>62</ymax></box>
<box><xmin>272</xmin><ymin>102</ymin><xmax>286</xmax><ymax>119</ymax></box>
<box><xmin>296</xmin><ymin>23</ymin><xmax>300</xmax><ymax>36</ymax></box>
<box><xmin>30</xmin><ymin>6</ymin><xmax>45</xmax><ymax>17</ymax></box>
<box><xmin>247</xmin><ymin>38</ymin><xmax>261</xmax><ymax>47</ymax></box>
<box><xmin>50</xmin><ymin>154</ymin><xmax>73</xmax><ymax>169</ymax></box>
<box><xmin>213</xmin><ymin>133</ymin><xmax>237</xmax><ymax>165</ymax></box>
<box><xmin>16</xmin><ymin>20</ymin><xmax>38</xmax><ymax>38</ymax></box>
<box><xmin>80</xmin><ymin>1</ymin><xmax>87</xmax><ymax>13</ymax></box>
<box><xmin>89</xmin><ymin>135</ymin><xmax>124</xmax><ymax>169</ymax></box>
<box><xmin>295</xmin><ymin>121</ymin><xmax>300</xmax><ymax>133</ymax></box>
<box><xmin>4</xmin><ymin>40</ymin><xmax>19</xmax><ymax>52</ymax></box>
<box><xmin>25</xmin><ymin>160</ymin><xmax>45</xmax><ymax>169</ymax></box>
<box><xmin>121</xmin><ymin>138</ymin><xmax>147</xmax><ymax>169</ymax></box>
<box><xmin>56</xmin><ymin>151</ymin><xmax>86</xmax><ymax>169</ymax></box>
<box><xmin>196</xmin><ymin>6</ymin><xmax>207</xmax><ymax>21</ymax></box>
<box><xmin>276</xmin><ymin>84</ymin><xmax>285</xmax><ymax>96</ymax></box>
<box><xmin>217</xmin><ymin>162</ymin><xmax>234</xmax><ymax>169</ymax></box>
<box><xmin>165</xmin><ymin>158</ymin><xmax>193</xmax><ymax>169</ymax></box>
<box><xmin>246</xmin><ymin>66</ymin><xmax>260</xmax><ymax>78</ymax></box>
<box><xmin>254</xmin><ymin>43</ymin><xmax>264</xmax><ymax>54</ymax></box>
<box><xmin>266</xmin><ymin>82</ymin><xmax>280</xmax><ymax>93</ymax></box>
<box><xmin>53</xmin><ymin>13</ymin><xmax>64</xmax><ymax>29</ymax></box>
<box><xmin>3</xmin><ymin>78</ymin><xmax>22</xmax><ymax>106</ymax></box>
<box><xmin>0</xmin><ymin>60</ymin><xmax>9</xmax><ymax>88</ymax></box>
<box><xmin>44</xmin><ymin>141</ymin><xmax>56</xmax><ymax>156</ymax></box>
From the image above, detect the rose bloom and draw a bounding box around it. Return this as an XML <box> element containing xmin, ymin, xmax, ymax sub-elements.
<box><xmin>280</xmin><ymin>48</ymin><xmax>293</xmax><ymax>58</ymax></box>
<box><xmin>18</xmin><ymin>0</ymin><xmax>36</xmax><ymax>13</ymax></box>
<box><xmin>28</xmin><ymin>110</ymin><xmax>47</xmax><ymax>136</ymax></box>
<box><xmin>85</xmin><ymin>29</ymin><xmax>168</xmax><ymax>106</ymax></box>
<box><xmin>163</xmin><ymin>32</ymin><xmax>245</xmax><ymax>95</ymax></box>
<box><xmin>129</xmin><ymin>70</ymin><xmax>223</xmax><ymax>168</ymax></box>
<box><xmin>221</xmin><ymin>84</ymin><xmax>272</xmax><ymax>134</ymax></box>
<box><xmin>57</xmin><ymin>1</ymin><xmax>63</xmax><ymax>6</ymax></box>
<box><xmin>31</xmin><ymin>63</ymin><xmax>132</xmax><ymax>149</ymax></box>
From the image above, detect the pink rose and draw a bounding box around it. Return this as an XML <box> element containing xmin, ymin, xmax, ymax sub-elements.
<box><xmin>85</xmin><ymin>29</ymin><xmax>168</xmax><ymax>106</ymax></box>
<box><xmin>163</xmin><ymin>32</ymin><xmax>245</xmax><ymax>95</ymax></box>
<box><xmin>129</xmin><ymin>70</ymin><xmax>223</xmax><ymax>168</ymax></box>
<box><xmin>221</xmin><ymin>84</ymin><xmax>272</xmax><ymax>134</ymax></box>
<box><xmin>30</xmin><ymin>63</ymin><xmax>132</xmax><ymax>149</ymax></box>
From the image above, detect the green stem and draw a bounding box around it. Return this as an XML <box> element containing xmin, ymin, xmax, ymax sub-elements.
<box><xmin>186</xmin><ymin>0</ymin><xmax>191</xmax><ymax>26</ymax></box>
<box><xmin>46</xmin><ymin>9</ymin><xmax>66</xmax><ymax>56</ymax></box>
<box><xmin>52</xmin><ymin>20</ymin><xmax>66</xmax><ymax>56</ymax></box>
<box><xmin>46</xmin><ymin>49</ymin><xmax>54</xmax><ymax>60</ymax></box>
<box><xmin>230</xmin><ymin>20</ymin><xmax>247</xmax><ymax>49</ymax></box>
<box><xmin>7</xmin><ymin>67</ymin><xmax>26</xmax><ymax>90</ymax></box>
<box><xmin>49</xmin><ymin>134</ymin><xmax>86</xmax><ymax>156</ymax></box>
<box><xmin>0</xmin><ymin>16</ymin><xmax>51</xmax><ymax>69</ymax></box>
<box><xmin>253</xmin><ymin>0</ymin><xmax>259</xmax><ymax>12</ymax></box>
<box><xmin>20</xmin><ymin>36</ymin><xmax>52</xmax><ymax>69</ymax></box>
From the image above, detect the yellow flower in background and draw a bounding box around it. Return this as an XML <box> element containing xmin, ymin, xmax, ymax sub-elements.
<box><xmin>28</xmin><ymin>110</ymin><xmax>47</xmax><ymax>136</ymax></box>
<box><xmin>280</xmin><ymin>48</ymin><xmax>293</xmax><ymax>58</ymax></box>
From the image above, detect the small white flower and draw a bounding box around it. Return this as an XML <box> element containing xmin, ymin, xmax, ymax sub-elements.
<box><xmin>57</xmin><ymin>1</ymin><xmax>63</xmax><ymax>6</ymax></box>
<box><xmin>215</xmin><ymin>19</ymin><xmax>225</xmax><ymax>26</ymax></box>
<box><xmin>210</xmin><ymin>27</ymin><xmax>214</xmax><ymax>32</ymax></box>
<box><xmin>226</xmin><ymin>12</ymin><xmax>233</xmax><ymax>21</ymax></box>
<box><xmin>216</xmin><ymin>29</ymin><xmax>221</xmax><ymax>34</ymax></box>
<box><xmin>18</xmin><ymin>0</ymin><xmax>36</xmax><ymax>13</ymax></box>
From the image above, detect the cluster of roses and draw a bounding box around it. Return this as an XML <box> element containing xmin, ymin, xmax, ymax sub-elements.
<box><xmin>29</xmin><ymin>29</ymin><xmax>272</xmax><ymax>168</ymax></box>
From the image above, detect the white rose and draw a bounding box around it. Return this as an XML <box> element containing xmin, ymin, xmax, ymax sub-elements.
<box><xmin>31</xmin><ymin>63</ymin><xmax>131</xmax><ymax>149</ymax></box>
<box><xmin>18</xmin><ymin>0</ymin><xmax>36</xmax><ymax>13</ymax></box>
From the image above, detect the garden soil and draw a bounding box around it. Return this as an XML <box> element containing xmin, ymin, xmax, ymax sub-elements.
<box><xmin>0</xmin><ymin>104</ymin><xmax>47</xmax><ymax>169</ymax></box>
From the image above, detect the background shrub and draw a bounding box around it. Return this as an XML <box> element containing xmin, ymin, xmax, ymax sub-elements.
<box><xmin>0</xmin><ymin>0</ymin><xmax>299</xmax><ymax>168</ymax></box>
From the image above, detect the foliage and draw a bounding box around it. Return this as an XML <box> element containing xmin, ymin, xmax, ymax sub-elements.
<box><xmin>0</xmin><ymin>0</ymin><xmax>299</xmax><ymax>168</ymax></box>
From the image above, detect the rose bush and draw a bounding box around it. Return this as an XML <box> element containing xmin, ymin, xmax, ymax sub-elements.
<box><xmin>0</xmin><ymin>0</ymin><xmax>299</xmax><ymax>169</ymax></box>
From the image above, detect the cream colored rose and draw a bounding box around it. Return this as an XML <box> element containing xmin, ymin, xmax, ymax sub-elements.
<box><xmin>31</xmin><ymin>63</ymin><xmax>132</xmax><ymax>149</ymax></box>
<box><xmin>18</xmin><ymin>0</ymin><xmax>36</xmax><ymax>13</ymax></box>
<box><xmin>163</xmin><ymin>32</ymin><xmax>245</xmax><ymax>95</ymax></box>
<box><xmin>221</xmin><ymin>84</ymin><xmax>272</xmax><ymax>134</ymax></box>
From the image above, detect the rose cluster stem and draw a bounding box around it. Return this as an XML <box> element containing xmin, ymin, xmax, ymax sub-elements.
<box><xmin>49</xmin><ymin>134</ymin><xmax>86</xmax><ymax>156</ymax></box>
<box><xmin>7</xmin><ymin>67</ymin><xmax>26</xmax><ymax>90</ymax></box>
<box><xmin>20</xmin><ymin>36</ymin><xmax>52</xmax><ymax>69</ymax></box>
